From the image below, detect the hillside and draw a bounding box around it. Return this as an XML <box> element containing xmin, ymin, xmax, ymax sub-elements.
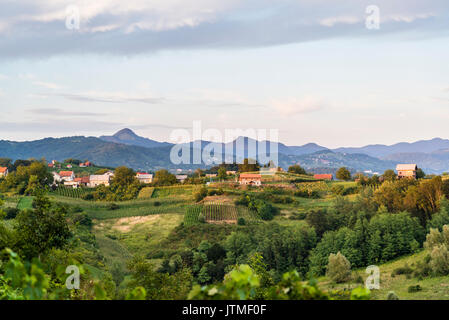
<box><xmin>100</xmin><ymin>128</ymin><xmax>172</xmax><ymax>149</ymax></box>
<box><xmin>0</xmin><ymin>136</ymin><xmax>190</xmax><ymax>171</ymax></box>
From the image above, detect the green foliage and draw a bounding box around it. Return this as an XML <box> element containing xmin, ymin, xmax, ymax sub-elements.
<box><xmin>193</xmin><ymin>186</ymin><xmax>208</xmax><ymax>202</ymax></box>
<box><xmin>153</xmin><ymin>170</ymin><xmax>177</xmax><ymax>186</ymax></box>
<box><xmin>336</xmin><ymin>167</ymin><xmax>351</xmax><ymax>181</ymax></box>
<box><xmin>13</xmin><ymin>192</ymin><xmax>72</xmax><ymax>259</ymax></box>
<box><xmin>326</xmin><ymin>252</ymin><xmax>351</xmax><ymax>283</ymax></box>
<box><xmin>407</xmin><ymin>284</ymin><xmax>422</xmax><ymax>293</ymax></box>
<box><xmin>288</xmin><ymin>165</ymin><xmax>306</xmax><ymax>175</ymax></box>
<box><xmin>387</xmin><ymin>291</ymin><xmax>399</xmax><ymax>300</ymax></box>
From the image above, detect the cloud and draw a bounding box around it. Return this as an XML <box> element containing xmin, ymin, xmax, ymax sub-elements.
<box><xmin>0</xmin><ymin>119</ymin><xmax>123</xmax><ymax>133</ymax></box>
<box><xmin>0</xmin><ymin>0</ymin><xmax>447</xmax><ymax>59</ymax></box>
<box><xmin>271</xmin><ymin>97</ymin><xmax>327</xmax><ymax>116</ymax></box>
<box><xmin>28</xmin><ymin>108</ymin><xmax>105</xmax><ymax>117</ymax></box>
<box><xmin>32</xmin><ymin>81</ymin><xmax>64</xmax><ymax>90</ymax></box>
<box><xmin>49</xmin><ymin>91</ymin><xmax>165</xmax><ymax>104</ymax></box>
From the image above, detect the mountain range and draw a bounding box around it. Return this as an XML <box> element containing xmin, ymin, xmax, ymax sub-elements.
<box><xmin>0</xmin><ymin>128</ymin><xmax>448</xmax><ymax>174</ymax></box>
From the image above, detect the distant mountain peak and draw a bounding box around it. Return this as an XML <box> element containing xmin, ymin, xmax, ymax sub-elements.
<box><xmin>100</xmin><ymin>128</ymin><xmax>172</xmax><ymax>149</ymax></box>
<box><xmin>113</xmin><ymin>128</ymin><xmax>138</xmax><ymax>139</ymax></box>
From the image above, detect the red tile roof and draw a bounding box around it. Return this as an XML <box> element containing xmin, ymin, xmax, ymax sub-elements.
<box><xmin>0</xmin><ymin>167</ymin><xmax>7</xmax><ymax>173</ymax></box>
<box><xmin>239</xmin><ymin>173</ymin><xmax>262</xmax><ymax>179</ymax></box>
<box><xmin>59</xmin><ymin>171</ymin><xmax>74</xmax><ymax>177</ymax></box>
<box><xmin>74</xmin><ymin>177</ymin><xmax>90</xmax><ymax>183</ymax></box>
<box><xmin>313</xmin><ymin>174</ymin><xmax>333</xmax><ymax>180</ymax></box>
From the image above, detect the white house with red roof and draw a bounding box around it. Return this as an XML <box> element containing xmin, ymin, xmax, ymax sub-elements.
<box><xmin>0</xmin><ymin>167</ymin><xmax>8</xmax><ymax>178</ymax></box>
<box><xmin>136</xmin><ymin>172</ymin><xmax>153</xmax><ymax>184</ymax></box>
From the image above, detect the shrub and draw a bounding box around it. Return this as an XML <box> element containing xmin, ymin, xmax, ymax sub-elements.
<box><xmin>193</xmin><ymin>186</ymin><xmax>208</xmax><ymax>202</ymax></box>
<box><xmin>154</xmin><ymin>201</ymin><xmax>161</xmax><ymax>207</ymax></box>
<box><xmin>237</xmin><ymin>217</ymin><xmax>246</xmax><ymax>226</ymax></box>
<box><xmin>391</xmin><ymin>264</ymin><xmax>413</xmax><ymax>276</ymax></box>
<box><xmin>387</xmin><ymin>291</ymin><xmax>399</xmax><ymax>300</ymax></box>
<box><xmin>407</xmin><ymin>284</ymin><xmax>422</xmax><ymax>293</ymax></box>
<box><xmin>81</xmin><ymin>193</ymin><xmax>94</xmax><ymax>201</ymax></box>
<box><xmin>72</xmin><ymin>212</ymin><xmax>93</xmax><ymax>227</ymax></box>
<box><xmin>326</xmin><ymin>252</ymin><xmax>351</xmax><ymax>283</ymax></box>
<box><xmin>107</xmin><ymin>203</ymin><xmax>120</xmax><ymax>210</ymax></box>
<box><xmin>4</xmin><ymin>207</ymin><xmax>20</xmax><ymax>220</ymax></box>
<box><xmin>429</xmin><ymin>244</ymin><xmax>449</xmax><ymax>276</ymax></box>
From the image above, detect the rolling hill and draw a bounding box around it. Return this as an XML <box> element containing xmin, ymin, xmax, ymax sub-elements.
<box><xmin>0</xmin><ymin>129</ymin><xmax>446</xmax><ymax>173</ymax></box>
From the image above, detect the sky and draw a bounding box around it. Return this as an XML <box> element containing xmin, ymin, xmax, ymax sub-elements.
<box><xmin>1</xmin><ymin>0</ymin><xmax>449</xmax><ymax>148</ymax></box>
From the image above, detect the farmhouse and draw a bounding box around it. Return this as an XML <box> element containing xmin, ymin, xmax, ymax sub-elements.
<box><xmin>176</xmin><ymin>175</ymin><xmax>188</xmax><ymax>183</ymax></box>
<box><xmin>313</xmin><ymin>174</ymin><xmax>333</xmax><ymax>181</ymax></box>
<box><xmin>136</xmin><ymin>172</ymin><xmax>153</xmax><ymax>184</ymax></box>
<box><xmin>54</xmin><ymin>171</ymin><xmax>75</xmax><ymax>182</ymax></box>
<box><xmin>239</xmin><ymin>173</ymin><xmax>262</xmax><ymax>186</ymax></box>
<box><xmin>0</xmin><ymin>167</ymin><xmax>8</xmax><ymax>177</ymax></box>
<box><xmin>74</xmin><ymin>176</ymin><xmax>90</xmax><ymax>187</ymax></box>
<box><xmin>89</xmin><ymin>174</ymin><xmax>111</xmax><ymax>187</ymax></box>
<box><xmin>396</xmin><ymin>164</ymin><xmax>418</xmax><ymax>179</ymax></box>
<box><xmin>79</xmin><ymin>161</ymin><xmax>92</xmax><ymax>167</ymax></box>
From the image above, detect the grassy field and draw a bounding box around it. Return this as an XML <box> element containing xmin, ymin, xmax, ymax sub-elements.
<box><xmin>93</xmin><ymin>213</ymin><xmax>184</xmax><ymax>272</ymax></box>
<box><xmin>319</xmin><ymin>250</ymin><xmax>449</xmax><ymax>300</ymax></box>
<box><xmin>16</xmin><ymin>196</ymin><xmax>33</xmax><ymax>210</ymax></box>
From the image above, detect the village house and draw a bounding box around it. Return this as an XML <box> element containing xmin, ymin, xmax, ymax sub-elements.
<box><xmin>226</xmin><ymin>171</ymin><xmax>237</xmax><ymax>176</ymax></box>
<box><xmin>66</xmin><ymin>164</ymin><xmax>73</xmax><ymax>169</ymax></box>
<box><xmin>54</xmin><ymin>171</ymin><xmax>75</xmax><ymax>182</ymax></box>
<box><xmin>79</xmin><ymin>161</ymin><xmax>92</xmax><ymax>168</ymax></box>
<box><xmin>313</xmin><ymin>174</ymin><xmax>333</xmax><ymax>181</ymax></box>
<box><xmin>396</xmin><ymin>164</ymin><xmax>418</xmax><ymax>179</ymax></box>
<box><xmin>136</xmin><ymin>172</ymin><xmax>153</xmax><ymax>184</ymax></box>
<box><xmin>89</xmin><ymin>174</ymin><xmax>111</xmax><ymax>187</ymax></box>
<box><xmin>74</xmin><ymin>176</ymin><xmax>90</xmax><ymax>187</ymax></box>
<box><xmin>0</xmin><ymin>167</ymin><xmax>8</xmax><ymax>178</ymax></box>
<box><xmin>176</xmin><ymin>174</ymin><xmax>188</xmax><ymax>183</ymax></box>
<box><xmin>239</xmin><ymin>173</ymin><xmax>262</xmax><ymax>186</ymax></box>
<box><xmin>206</xmin><ymin>174</ymin><xmax>217</xmax><ymax>178</ymax></box>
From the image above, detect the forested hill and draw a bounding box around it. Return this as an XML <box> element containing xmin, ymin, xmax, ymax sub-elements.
<box><xmin>0</xmin><ymin>136</ymin><xmax>184</xmax><ymax>171</ymax></box>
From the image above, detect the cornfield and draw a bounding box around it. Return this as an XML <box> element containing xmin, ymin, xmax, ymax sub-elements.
<box><xmin>184</xmin><ymin>202</ymin><xmax>260</xmax><ymax>226</ymax></box>
<box><xmin>138</xmin><ymin>187</ymin><xmax>155</xmax><ymax>199</ymax></box>
<box><xmin>50</xmin><ymin>186</ymin><xmax>94</xmax><ymax>198</ymax></box>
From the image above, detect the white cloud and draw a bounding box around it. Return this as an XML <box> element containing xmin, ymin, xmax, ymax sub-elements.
<box><xmin>319</xmin><ymin>16</ymin><xmax>360</xmax><ymax>27</ymax></box>
<box><xmin>271</xmin><ymin>97</ymin><xmax>327</xmax><ymax>116</ymax></box>
<box><xmin>33</xmin><ymin>81</ymin><xmax>64</xmax><ymax>90</ymax></box>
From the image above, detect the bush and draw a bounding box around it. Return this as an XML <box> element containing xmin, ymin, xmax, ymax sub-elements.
<box><xmin>72</xmin><ymin>212</ymin><xmax>93</xmax><ymax>227</ymax></box>
<box><xmin>387</xmin><ymin>291</ymin><xmax>399</xmax><ymax>300</ymax></box>
<box><xmin>237</xmin><ymin>217</ymin><xmax>246</xmax><ymax>226</ymax></box>
<box><xmin>81</xmin><ymin>193</ymin><xmax>94</xmax><ymax>201</ymax></box>
<box><xmin>154</xmin><ymin>201</ymin><xmax>161</xmax><ymax>207</ymax></box>
<box><xmin>326</xmin><ymin>252</ymin><xmax>351</xmax><ymax>283</ymax></box>
<box><xmin>4</xmin><ymin>207</ymin><xmax>20</xmax><ymax>220</ymax></box>
<box><xmin>391</xmin><ymin>264</ymin><xmax>413</xmax><ymax>276</ymax></box>
<box><xmin>107</xmin><ymin>203</ymin><xmax>120</xmax><ymax>210</ymax></box>
<box><xmin>407</xmin><ymin>284</ymin><xmax>422</xmax><ymax>293</ymax></box>
<box><xmin>429</xmin><ymin>244</ymin><xmax>449</xmax><ymax>276</ymax></box>
<box><xmin>193</xmin><ymin>186</ymin><xmax>208</xmax><ymax>202</ymax></box>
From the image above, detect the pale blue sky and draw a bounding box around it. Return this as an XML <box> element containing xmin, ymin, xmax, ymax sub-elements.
<box><xmin>1</xmin><ymin>0</ymin><xmax>448</xmax><ymax>148</ymax></box>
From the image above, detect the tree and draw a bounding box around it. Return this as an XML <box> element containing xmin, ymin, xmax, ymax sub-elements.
<box><xmin>382</xmin><ymin>169</ymin><xmax>396</xmax><ymax>182</ymax></box>
<box><xmin>112</xmin><ymin>166</ymin><xmax>137</xmax><ymax>186</ymax></box>
<box><xmin>326</xmin><ymin>252</ymin><xmax>351</xmax><ymax>283</ymax></box>
<box><xmin>238</xmin><ymin>158</ymin><xmax>260</xmax><ymax>173</ymax></box>
<box><xmin>416</xmin><ymin>168</ymin><xmax>426</xmax><ymax>179</ymax></box>
<box><xmin>288</xmin><ymin>164</ymin><xmax>306</xmax><ymax>175</ymax></box>
<box><xmin>218</xmin><ymin>167</ymin><xmax>227</xmax><ymax>181</ymax></box>
<box><xmin>153</xmin><ymin>170</ymin><xmax>177</xmax><ymax>186</ymax></box>
<box><xmin>336</xmin><ymin>167</ymin><xmax>351</xmax><ymax>181</ymax></box>
<box><xmin>14</xmin><ymin>192</ymin><xmax>72</xmax><ymax>259</ymax></box>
